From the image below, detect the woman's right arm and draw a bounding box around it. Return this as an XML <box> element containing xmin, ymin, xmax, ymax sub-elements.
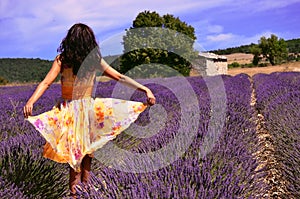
<box><xmin>99</xmin><ymin>58</ymin><xmax>156</xmax><ymax>105</ymax></box>
<box><xmin>23</xmin><ymin>57</ymin><xmax>61</xmax><ymax>117</ymax></box>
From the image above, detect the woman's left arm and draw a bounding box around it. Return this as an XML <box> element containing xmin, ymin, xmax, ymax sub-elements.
<box><xmin>100</xmin><ymin>58</ymin><xmax>156</xmax><ymax>105</ymax></box>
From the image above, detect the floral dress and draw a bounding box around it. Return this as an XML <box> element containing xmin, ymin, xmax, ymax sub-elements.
<box><xmin>26</xmin><ymin>68</ymin><xmax>147</xmax><ymax>172</ymax></box>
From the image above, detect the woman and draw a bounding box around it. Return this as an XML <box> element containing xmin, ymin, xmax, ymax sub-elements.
<box><xmin>23</xmin><ymin>23</ymin><xmax>156</xmax><ymax>197</ymax></box>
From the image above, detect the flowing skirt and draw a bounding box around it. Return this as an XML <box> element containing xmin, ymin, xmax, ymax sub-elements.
<box><xmin>26</xmin><ymin>98</ymin><xmax>147</xmax><ymax>172</ymax></box>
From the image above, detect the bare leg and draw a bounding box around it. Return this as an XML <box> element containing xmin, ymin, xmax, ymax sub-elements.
<box><xmin>81</xmin><ymin>155</ymin><xmax>92</xmax><ymax>184</ymax></box>
<box><xmin>69</xmin><ymin>166</ymin><xmax>81</xmax><ymax>198</ymax></box>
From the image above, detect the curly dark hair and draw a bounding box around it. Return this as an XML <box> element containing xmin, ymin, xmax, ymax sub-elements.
<box><xmin>57</xmin><ymin>23</ymin><xmax>101</xmax><ymax>76</ymax></box>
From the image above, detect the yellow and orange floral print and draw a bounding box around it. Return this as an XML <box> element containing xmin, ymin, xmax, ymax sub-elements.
<box><xmin>27</xmin><ymin>98</ymin><xmax>147</xmax><ymax>172</ymax></box>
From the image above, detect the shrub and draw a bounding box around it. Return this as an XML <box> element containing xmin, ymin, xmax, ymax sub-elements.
<box><xmin>0</xmin><ymin>76</ymin><xmax>8</xmax><ymax>85</ymax></box>
<box><xmin>228</xmin><ymin>62</ymin><xmax>240</xmax><ymax>68</ymax></box>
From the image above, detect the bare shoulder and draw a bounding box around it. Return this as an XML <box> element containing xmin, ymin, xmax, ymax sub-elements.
<box><xmin>55</xmin><ymin>54</ymin><xmax>62</xmax><ymax>65</ymax></box>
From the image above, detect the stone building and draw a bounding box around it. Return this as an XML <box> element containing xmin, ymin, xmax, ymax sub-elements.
<box><xmin>190</xmin><ymin>52</ymin><xmax>228</xmax><ymax>76</ymax></box>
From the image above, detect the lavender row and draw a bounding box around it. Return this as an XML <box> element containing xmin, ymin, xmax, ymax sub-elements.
<box><xmin>76</xmin><ymin>74</ymin><xmax>263</xmax><ymax>198</ymax></box>
<box><xmin>1</xmin><ymin>74</ymin><xmax>263</xmax><ymax>198</ymax></box>
<box><xmin>0</xmin><ymin>129</ymin><xmax>69</xmax><ymax>198</ymax></box>
<box><xmin>0</xmin><ymin>84</ymin><xmax>60</xmax><ymax>140</ymax></box>
<box><xmin>0</xmin><ymin>84</ymin><xmax>69</xmax><ymax>198</ymax></box>
<box><xmin>253</xmin><ymin>72</ymin><xmax>300</xmax><ymax>197</ymax></box>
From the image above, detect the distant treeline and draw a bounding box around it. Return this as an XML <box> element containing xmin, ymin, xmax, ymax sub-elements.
<box><xmin>210</xmin><ymin>38</ymin><xmax>300</xmax><ymax>55</ymax></box>
<box><xmin>0</xmin><ymin>56</ymin><xmax>120</xmax><ymax>85</ymax></box>
<box><xmin>0</xmin><ymin>58</ymin><xmax>54</xmax><ymax>84</ymax></box>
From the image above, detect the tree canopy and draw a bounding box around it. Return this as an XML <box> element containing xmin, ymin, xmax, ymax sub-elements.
<box><xmin>119</xmin><ymin>11</ymin><xmax>198</xmax><ymax>78</ymax></box>
<box><xmin>258</xmin><ymin>34</ymin><xmax>288</xmax><ymax>65</ymax></box>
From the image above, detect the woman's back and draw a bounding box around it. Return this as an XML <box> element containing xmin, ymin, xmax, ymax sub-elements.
<box><xmin>61</xmin><ymin>67</ymin><xmax>96</xmax><ymax>100</ymax></box>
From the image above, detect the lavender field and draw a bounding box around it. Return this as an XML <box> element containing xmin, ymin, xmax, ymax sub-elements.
<box><xmin>0</xmin><ymin>72</ymin><xmax>299</xmax><ymax>198</ymax></box>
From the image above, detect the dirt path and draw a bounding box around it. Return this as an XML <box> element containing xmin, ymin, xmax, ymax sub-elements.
<box><xmin>249</xmin><ymin>77</ymin><xmax>293</xmax><ymax>198</ymax></box>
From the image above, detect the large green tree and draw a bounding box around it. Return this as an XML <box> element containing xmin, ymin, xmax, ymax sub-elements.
<box><xmin>120</xmin><ymin>11</ymin><xmax>198</xmax><ymax>77</ymax></box>
<box><xmin>258</xmin><ymin>34</ymin><xmax>288</xmax><ymax>65</ymax></box>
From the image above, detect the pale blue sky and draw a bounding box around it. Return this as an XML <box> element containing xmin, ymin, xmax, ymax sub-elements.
<box><xmin>1</xmin><ymin>0</ymin><xmax>299</xmax><ymax>60</ymax></box>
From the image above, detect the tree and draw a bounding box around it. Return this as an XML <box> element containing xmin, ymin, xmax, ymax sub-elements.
<box><xmin>120</xmin><ymin>11</ymin><xmax>198</xmax><ymax>77</ymax></box>
<box><xmin>258</xmin><ymin>34</ymin><xmax>288</xmax><ymax>65</ymax></box>
<box><xmin>250</xmin><ymin>45</ymin><xmax>262</xmax><ymax>66</ymax></box>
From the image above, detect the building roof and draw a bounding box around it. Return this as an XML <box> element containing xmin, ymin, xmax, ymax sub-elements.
<box><xmin>199</xmin><ymin>52</ymin><xmax>227</xmax><ymax>61</ymax></box>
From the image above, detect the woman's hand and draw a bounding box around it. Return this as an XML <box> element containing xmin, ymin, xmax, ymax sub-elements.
<box><xmin>23</xmin><ymin>56</ymin><xmax>61</xmax><ymax>119</ymax></box>
<box><xmin>23</xmin><ymin>102</ymin><xmax>33</xmax><ymax>118</ymax></box>
<box><xmin>146</xmin><ymin>89</ymin><xmax>156</xmax><ymax>106</ymax></box>
<box><xmin>100</xmin><ymin>58</ymin><xmax>156</xmax><ymax>106</ymax></box>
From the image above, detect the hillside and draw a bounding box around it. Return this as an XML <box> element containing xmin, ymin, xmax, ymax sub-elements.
<box><xmin>225</xmin><ymin>53</ymin><xmax>254</xmax><ymax>64</ymax></box>
<box><xmin>209</xmin><ymin>38</ymin><xmax>300</xmax><ymax>55</ymax></box>
<box><xmin>227</xmin><ymin>61</ymin><xmax>300</xmax><ymax>76</ymax></box>
<box><xmin>0</xmin><ymin>56</ymin><xmax>119</xmax><ymax>84</ymax></box>
<box><xmin>224</xmin><ymin>52</ymin><xmax>300</xmax><ymax>76</ymax></box>
<box><xmin>0</xmin><ymin>58</ymin><xmax>53</xmax><ymax>83</ymax></box>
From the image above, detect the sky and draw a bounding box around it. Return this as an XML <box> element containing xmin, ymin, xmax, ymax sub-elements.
<box><xmin>0</xmin><ymin>0</ymin><xmax>300</xmax><ymax>60</ymax></box>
